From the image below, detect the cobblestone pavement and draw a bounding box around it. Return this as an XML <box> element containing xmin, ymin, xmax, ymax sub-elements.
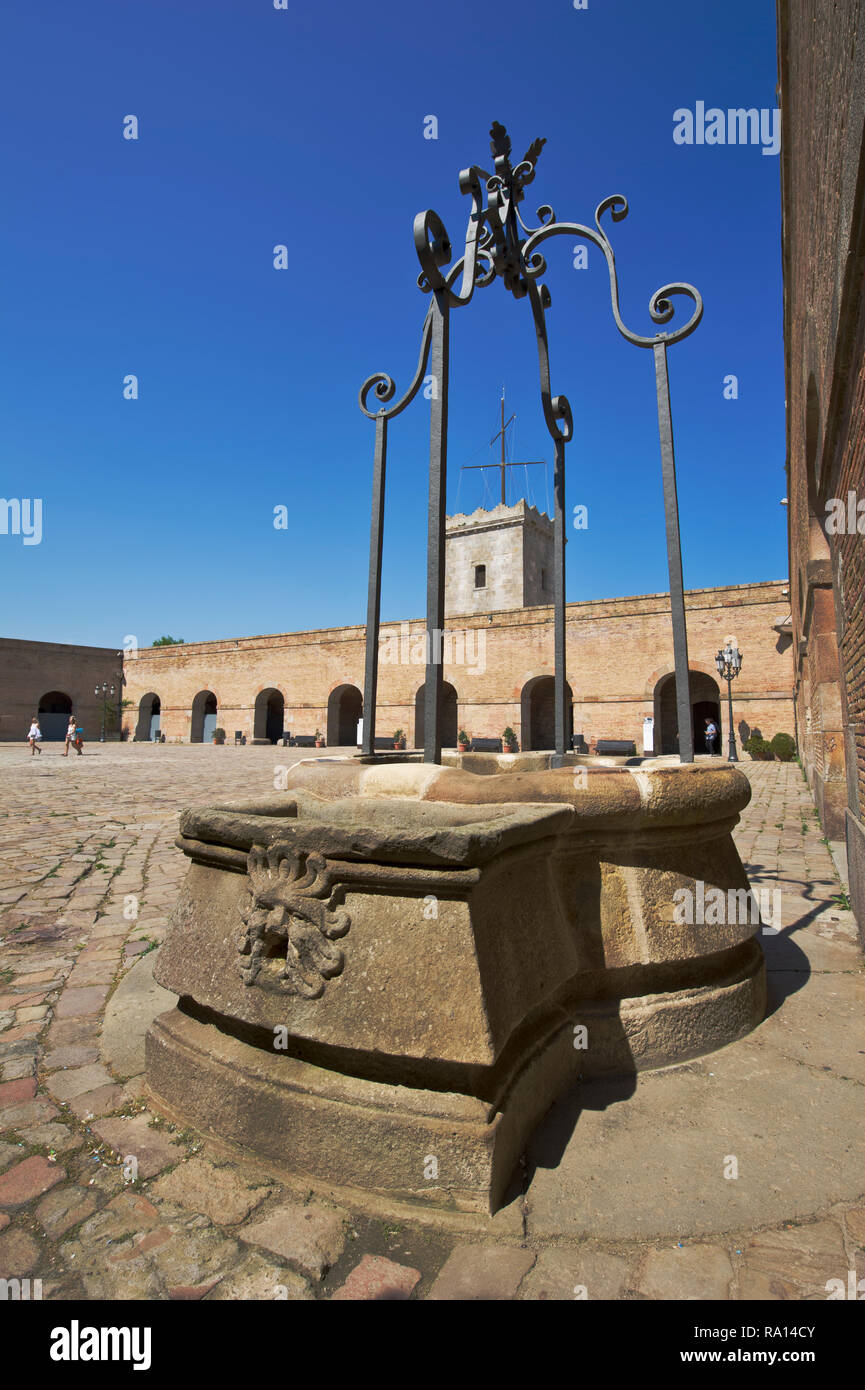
<box><xmin>0</xmin><ymin>745</ymin><xmax>862</xmax><ymax>1301</ymax></box>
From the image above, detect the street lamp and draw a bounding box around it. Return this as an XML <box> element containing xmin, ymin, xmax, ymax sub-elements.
<box><xmin>95</xmin><ymin>682</ymin><xmax>116</xmax><ymax>743</ymax></box>
<box><xmin>715</xmin><ymin>643</ymin><xmax>743</xmax><ymax>762</ymax></box>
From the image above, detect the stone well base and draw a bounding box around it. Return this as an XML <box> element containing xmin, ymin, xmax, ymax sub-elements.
<box><xmin>147</xmin><ymin>939</ymin><xmax>764</xmax><ymax>1216</ymax></box>
<box><xmin>147</xmin><ymin>757</ymin><xmax>767</xmax><ymax>1215</ymax></box>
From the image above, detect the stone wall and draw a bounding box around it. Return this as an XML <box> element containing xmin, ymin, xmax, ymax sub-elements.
<box><xmin>120</xmin><ymin>580</ymin><xmax>793</xmax><ymax>754</ymax></box>
<box><xmin>0</xmin><ymin>639</ymin><xmax>123</xmax><ymax>742</ymax></box>
<box><xmin>778</xmin><ymin>0</ymin><xmax>865</xmax><ymax>932</ymax></box>
<box><xmin>444</xmin><ymin>502</ymin><xmax>553</xmax><ymax>615</ymax></box>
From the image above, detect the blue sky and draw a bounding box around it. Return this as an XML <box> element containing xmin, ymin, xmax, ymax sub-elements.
<box><xmin>0</xmin><ymin>0</ymin><xmax>785</xmax><ymax>647</ymax></box>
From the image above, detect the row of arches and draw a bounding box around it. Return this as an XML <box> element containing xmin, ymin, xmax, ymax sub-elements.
<box><xmin>132</xmin><ymin>670</ymin><xmax>725</xmax><ymax>752</ymax></box>
<box><xmin>136</xmin><ymin>690</ymin><xmax>215</xmax><ymax>742</ymax></box>
<box><xmin>132</xmin><ymin>679</ymin><xmax>570</xmax><ymax>749</ymax></box>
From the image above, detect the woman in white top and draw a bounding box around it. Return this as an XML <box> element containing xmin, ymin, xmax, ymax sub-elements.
<box><xmin>63</xmin><ymin>715</ymin><xmax>78</xmax><ymax>757</ymax></box>
<box><xmin>28</xmin><ymin>718</ymin><xmax>42</xmax><ymax>755</ymax></box>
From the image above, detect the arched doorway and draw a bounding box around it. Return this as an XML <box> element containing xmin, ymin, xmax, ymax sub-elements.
<box><xmin>326</xmin><ymin>684</ymin><xmax>362</xmax><ymax>746</ymax></box>
<box><xmin>191</xmin><ymin>690</ymin><xmax>218</xmax><ymax>743</ymax></box>
<box><xmin>135</xmin><ymin>693</ymin><xmax>161</xmax><ymax>741</ymax></box>
<box><xmin>37</xmin><ymin>691</ymin><xmax>72</xmax><ymax>741</ymax></box>
<box><xmin>654</xmin><ymin>672</ymin><xmax>721</xmax><ymax>755</ymax></box>
<box><xmin>254</xmin><ymin>688</ymin><xmax>285</xmax><ymax>744</ymax></box>
<box><xmin>520</xmin><ymin>676</ymin><xmax>574</xmax><ymax>751</ymax></box>
<box><xmin>693</xmin><ymin>697</ymin><xmax>722</xmax><ymax>754</ymax></box>
<box><xmin>414</xmin><ymin>682</ymin><xmax>458</xmax><ymax>748</ymax></box>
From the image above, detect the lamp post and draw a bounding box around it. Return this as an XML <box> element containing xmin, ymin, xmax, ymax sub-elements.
<box><xmin>95</xmin><ymin>682</ymin><xmax>116</xmax><ymax>743</ymax></box>
<box><xmin>715</xmin><ymin>643</ymin><xmax>742</xmax><ymax>762</ymax></box>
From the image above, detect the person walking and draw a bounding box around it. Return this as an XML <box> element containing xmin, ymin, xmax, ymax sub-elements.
<box><xmin>27</xmin><ymin>717</ymin><xmax>42</xmax><ymax>755</ymax></box>
<box><xmin>704</xmin><ymin>716</ymin><xmax>719</xmax><ymax>755</ymax></box>
<box><xmin>74</xmin><ymin>719</ymin><xmax>84</xmax><ymax>755</ymax></box>
<box><xmin>63</xmin><ymin>715</ymin><xmax>80</xmax><ymax>757</ymax></box>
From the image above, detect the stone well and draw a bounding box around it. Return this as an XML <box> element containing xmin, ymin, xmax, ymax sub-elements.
<box><xmin>146</xmin><ymin>755</ymin><xmax>766</xmax><ymax>1214</ymax></box>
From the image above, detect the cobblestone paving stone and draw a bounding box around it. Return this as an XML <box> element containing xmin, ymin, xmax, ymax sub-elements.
<box><xmin>0</xmin><ymin>745</ymin><xmax>862</xmax><ymax>1300</ymax></box>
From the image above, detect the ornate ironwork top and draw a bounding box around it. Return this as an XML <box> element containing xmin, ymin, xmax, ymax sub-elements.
<box><xmin>358</xmin><ymin>122</ymin><xmax>703</xmax><ymax>765</ymax></box>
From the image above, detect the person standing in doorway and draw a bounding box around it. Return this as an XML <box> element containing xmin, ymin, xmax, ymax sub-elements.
<box><xmin>27</xmin><ymin>717</ymin><xmax>42</xmax><ymax>754</ymax></box>
<box><xmin>704</xmin><ymin>716</ymin><xmax>719</xmax><ymax>755</ymax></box>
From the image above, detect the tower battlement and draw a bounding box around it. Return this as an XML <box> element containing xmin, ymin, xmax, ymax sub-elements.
<box><xmin>445</xmin><ymin>500</ymin><xmax>554</xmax><ymax>615</ymax></box>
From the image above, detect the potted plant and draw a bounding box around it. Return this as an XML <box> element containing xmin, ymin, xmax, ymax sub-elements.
<box><xmin>503</xmin><ymin>726</ymin><xmax>519</xmax><ymax>754</ymax></box>
<box><xmin>212</xmin><ymin>727</ymin><xmax>226</xmax><ymax>746</ymax></box>
<box><xmin>458</xmin><ymin>729</ymin><xmax>471</xmax><ymax>753</ymax></box>
<box><xmin>314</xmin><ymin>728</ymin><xmax>325</xmax><ymax>748</ymax></box>
<box><xmin>393</xmin><ymin>728</ymin><xmax>406</xmax><ymax>750</ymax></box>
<box><xmin>744</xmin><ymin>734</ymin><xmax>773</xmax><ymax>761</ymax></box>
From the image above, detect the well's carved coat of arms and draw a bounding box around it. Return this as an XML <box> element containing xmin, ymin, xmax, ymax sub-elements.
<box><xmin>237</xmin><ymin>844</ymin><xmax>350</xmax><ymax>998</ymax></box>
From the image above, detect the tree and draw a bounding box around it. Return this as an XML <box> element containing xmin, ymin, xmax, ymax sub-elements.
<box><xmin>152</xmin><ymin>636</ymin><xmax>184</xmax><ymax>646</ymax></box>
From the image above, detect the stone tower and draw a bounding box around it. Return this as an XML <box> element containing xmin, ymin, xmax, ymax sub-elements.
<box><xmin>444</xmin><ymin>501</ymin><xmax>554</xmax><ymax>616</ymax></box>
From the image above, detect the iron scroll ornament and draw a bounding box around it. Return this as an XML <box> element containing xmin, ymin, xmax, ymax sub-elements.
<box><xmin>358</xmin><ymin>122</ymin><xmax>702</xmax><ymax>764</ymax></box>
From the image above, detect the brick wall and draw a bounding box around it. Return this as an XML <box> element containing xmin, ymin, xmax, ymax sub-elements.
<box><xmin>0</xmin><ymin>639</ymin><xmax>124</xmax><ymax>742</ymax></box>
<box><xmin>120</xmin><ymin>580</ymin><xmax>793</xmax><ymax>754</ymax></box>
<box><xmin>779</xmin><ymin>0</ymin><xmax>865</xmax><ymax>935</ymax></box>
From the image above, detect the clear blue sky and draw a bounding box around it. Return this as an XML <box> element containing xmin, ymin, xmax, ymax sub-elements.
<box><xmin>0</xmin><ymin>0</ymin><xmax>785</xmax><ymax>647</ymax></box>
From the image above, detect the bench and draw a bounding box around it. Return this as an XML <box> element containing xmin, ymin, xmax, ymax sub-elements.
<box><xmin>470</xmin><ymin>737</ymin><xmax>503</xmax><ymax>753</ymax></box>
<box><xmin>595</xmin><ymin>739</ymin><xmax>637</xmax><ymax>756</ymax></box>
<box><xmin>291</xmin><ymin>735</ymin><xmax>319</xmax><ymax>748</ymax></box>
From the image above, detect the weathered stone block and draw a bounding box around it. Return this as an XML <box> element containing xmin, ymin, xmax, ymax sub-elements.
<box><xmin>147</xmin><ymin>758</ymin><xmax>765</xmax><ymax>1215</ymax></box>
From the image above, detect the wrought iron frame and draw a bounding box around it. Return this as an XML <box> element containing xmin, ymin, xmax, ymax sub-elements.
<box><xmin>359</xmin><ymin>122</ymin><xmax>703</xmax><ymax>764</ymax></box>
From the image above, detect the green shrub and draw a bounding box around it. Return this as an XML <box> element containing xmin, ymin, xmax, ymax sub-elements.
<box><xmin>744</xmin><ymin>735</ymin><xmax>774</xmax><ymax>761</ymax></box>
<box><xmin>770</xmin><ymin>732</ymin><xmax>796</xmax><ymax>762</ymax></box>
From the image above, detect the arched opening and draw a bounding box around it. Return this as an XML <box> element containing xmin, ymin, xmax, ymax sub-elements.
<box><xmin>191</xmin><ymin>690</ymin><xmax>218</xmax><ymax>743</ymax></box>
<box><xmin>414</xmin><ymin>682</ymin><xmax>458</xmax><ymax>748</ymax></box>
<box><xmin>254</xmin><ymin>688</ymin><xmax>285</xmax><ymax>744</ymax></box>
<box><xmin>37</xmin><ymin>691</ymin><xmax>73</xmax><ymax>741</ymax></box>
<box><xmin>520</xmin><ymin>676</ymin><xmax>573</xmax><ymax>751</ymax></box>
<box><xmin>135</xmin><ymin>693</ymin><xmax>161</xmax><ymax>741</ymax></box>
<box><xmin>654</xmin><ymin>671</ymin><xmax>721</xmax><ymax>755</ymax></box>
<box><xmin>326</xmin><ymin>684</ymin><xmax>362</xmax><ymax>747</ymax></box>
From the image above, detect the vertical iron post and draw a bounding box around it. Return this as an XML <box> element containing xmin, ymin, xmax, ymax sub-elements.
<box><xmin>553</xmin><ymin>433</ymin><xmax>567</xmax><ymax>756</ymax></box>
<box><xmin>424</xmin><ymin>289</ymin><xmax>450</xmax><ymax>763</ymax></box>
<box><xmin>361</xmin><ymin>412</ymin><xmax>388</xmax><ymax>755</ymax></box>
<box><xmin>653</xmin><ymin>340</ymin><xmax>693</xmax><ymax>762</ymax></box>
